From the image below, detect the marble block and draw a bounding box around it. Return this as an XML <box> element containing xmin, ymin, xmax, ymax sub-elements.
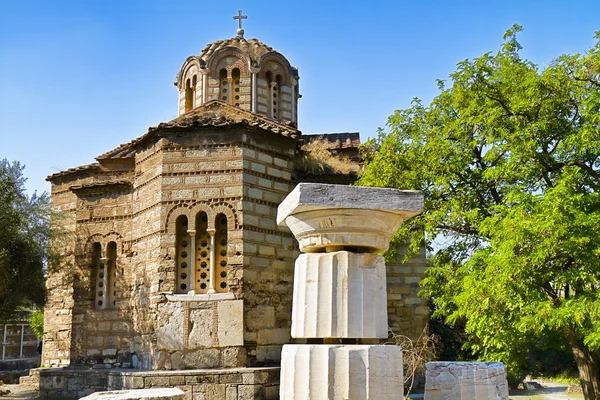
<box><xmin>291</xmin><ymin>251</ymin><xmax>388</xmax><ymax>339</ymax></box>
<box><xmin>277</xmin><ymin>183</ymin><xmax>423</xmax><ymax>252</ymax></box>
<box><xmin>424</xmin><ymin>362</ymin><xmax>509</xmax><ymax>400</ymax></box>
<box><xmin>280</xmin><ymin>344</ymin><xmax>403</xmax><ymax>400</ymax></box>
<box><xmin>79</xmin><ymin>388</ymin><xmax>185</xmax><ymax>400</ymax></box>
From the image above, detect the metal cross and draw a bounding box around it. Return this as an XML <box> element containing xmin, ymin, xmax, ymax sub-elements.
<box><xmin>233</xmin><ymin>10</ymin><xmax>247</xmax><ymax>37</ymax></box>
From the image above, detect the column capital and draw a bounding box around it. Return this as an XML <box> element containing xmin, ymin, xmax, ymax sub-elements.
<box><xmin>207</xmin><ymin>228</ymin><xmax>217</xmax><ymax>236</ymax></box>
<box><xmin>187</xmin><ymin>229</ymin><xmax>197</xmax><ymax>236</ymax></box>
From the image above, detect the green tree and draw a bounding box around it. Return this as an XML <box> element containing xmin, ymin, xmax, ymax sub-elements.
<box><xmin>358</xmin><ymin>26</ymin><xmax>600</xmax><ymax>399</ymax></box>
<box><xmin>0</xmin><ymin>159</ymin><xmax>50</xmax><ymax>321</ymax></box>
<box><xmin>29</xmin><ymin>309</ymin><xmax>44</xmax><ymax>339</ymax></box>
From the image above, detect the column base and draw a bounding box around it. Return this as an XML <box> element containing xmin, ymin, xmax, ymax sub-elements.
<box><xmin>280</xmin><ymin>344</ymin><xmax>403</xmax><ymax>400</ymax></box>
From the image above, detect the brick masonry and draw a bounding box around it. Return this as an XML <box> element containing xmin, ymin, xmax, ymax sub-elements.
<box><xmin>40</xmin><ymin>32</ymin><xmax>428</xmax><ymax>398</ymax></box>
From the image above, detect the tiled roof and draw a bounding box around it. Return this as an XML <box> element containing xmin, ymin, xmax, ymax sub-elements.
<box><xmin>46</xmin><ymin>163</ymin><xmax>101</xmax><ymax>181</ymax></box>
<box><xmin>199</xmin><ymin>37</ymin><xmax>273</xmax><ymax>64</ymax></box>
<box><xmin>302</xmin><ymin>132</ymin><xmax>361</xmax><ymax>150</ymax></box>
<box><xmin>96</xmin><ymin>100</ymin><xmax>301</xmax><ymax>160</ymax></box>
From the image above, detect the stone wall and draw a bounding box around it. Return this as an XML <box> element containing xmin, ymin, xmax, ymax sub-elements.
<box><xmin>37</xmin><ymin>367</ymin><xmax>279</xmax><ymax>400</ymax></box>
<box><xmin>387</xmin><ymin>245</ymin><xmax>428</xmax><ymax>341</ymax></box>
<box><xmin>238</xmin><ymin>130</ymin><xmax>297</xmax><ymax>366</ymax></box>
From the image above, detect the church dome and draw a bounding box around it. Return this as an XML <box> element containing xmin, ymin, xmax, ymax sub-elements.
<box><xmin>198</xmin><ymin>37</ymin><xmax>274</xmax><ymax>67</ymax></box>
<box><xmin>175</xmin><ymin>28</ymin><xmax>300</xmax><ymax>127</ymax></box>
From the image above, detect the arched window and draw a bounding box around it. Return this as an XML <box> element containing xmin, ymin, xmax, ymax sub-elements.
<box><xmin>174</xmin><ymin>211</ymin><xmax>231</xmax><ymax>295</ymax></box>
<box><xmin>191</xmin><ymin>75</ymin><xmax>197</xmax><ymax>107</ymax></box>
<box><xmin>92</xmin><ymin>242</ymin><xmax>102</xmax><ymax>308</ymax></box>
<box><xmin>106</xmin><ymin>242</ymin><xmax>117</xmax><ymax>308</ymax></box>
<box><xmin>215</xmin><ymin>214</ymin><xmax>229</xmax><ymax>293</ymax></box>
<box><xmin>195</xmin><ymin>212</ymin><xmax>211</xmax><ymax>294</ymax></box>
<box><xmin>220</xmin><ymin>69</ymin><xmax>228</xmax><ymax>103</ymax></box>
<box><xmin>185</xmin><ymin>78</ymin><xmax>193</xmax><ymax>113</ymax></box>
<box><xmin>232</xmin><ymin>68</ymin><xmax>240</xmax><ymax>107</ymax></box>
<box><xmin>273</xmin><ymin>74</ymin><xmax>281</xmax><ymax>120</ymax></box>
<box><xmin>176</xmin><ymin>215</ymin><xmax>189</xmax><ymax>294</ymax></box>
<box><xmin>266</xmin><ymin>71</ymin><xmax>273</xmax><ymax>118</ymax></box>
<box><xmin>93</xmin><ymin>241</ymin><xmax>117</xmax><ymax>309</ymax></box>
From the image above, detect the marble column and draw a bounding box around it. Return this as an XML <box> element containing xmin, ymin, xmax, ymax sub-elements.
<box><xmin>277</xmin><ymin>183</ymin><xmax>424</xmax><ymax>400</ymax></box>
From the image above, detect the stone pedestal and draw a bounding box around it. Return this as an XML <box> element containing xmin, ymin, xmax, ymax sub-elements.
<box><xmin>424</xmin><ymin>362</ymin><xmax>509</xmax><ymax>400</ymax></box>
<box><xmin>277</xmin><ymin>183</ymin><xmax>423</xmax><ymax>400</ymax></box>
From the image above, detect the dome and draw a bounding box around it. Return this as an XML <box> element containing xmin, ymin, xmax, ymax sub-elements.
<box><xmin>198</xmin><ymin>37</ymin><xmax>274</xmax><ymax>67</ymax></box>
<box><xmin>175</xmin><ymin>35</ymin><xmax>300</xmax><ymax>126</ymax></box>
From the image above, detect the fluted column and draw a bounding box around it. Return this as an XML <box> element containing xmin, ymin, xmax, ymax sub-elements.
<box><xmin>277</xmin><ymin>183</ymin><xmax>424</xmax><ymax>400</ymax></box>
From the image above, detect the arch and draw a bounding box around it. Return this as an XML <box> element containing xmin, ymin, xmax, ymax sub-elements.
<box><xmin>165</xmin><ymin>203</ymin><xmax>195</xmax><ymax>234</ymax></box>
<box><xmin>258</xmin><ymin>52</ymin><xmax>293</xmax><ymax>83</ymax></box>
<box><xmin>176</xmin><ymin>56</ymin><xmax>202</xmax><ymax>89</ymax></box>
<box><xmin>205</xmin><ymin>47</ymin><xmax>250</xmax><ymax>77</ymax></box>
<box><xmin>84</xmin><ymin>232</ymin><xmax>124</xmax><ymax>256</ymax></box>
<box><xmin>210</xmin><ymin>202</ymin><xmax>238</xmax><ymax>230</ymax></box>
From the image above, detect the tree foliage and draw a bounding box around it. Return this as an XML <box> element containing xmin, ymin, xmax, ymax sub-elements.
<box><xmin>358</xmin><ymin>25</ymin><xmax>600</xmax><ymax>398</ymax></box>
<box><xmin>29</xmin><ymin>309</ymin><xmax>44</xmax><ymax>339</ymax></box>
<box><xmin>0</xmin><ymin>159</ymin><xmax>50</xmax><ymax>321</ymax></box>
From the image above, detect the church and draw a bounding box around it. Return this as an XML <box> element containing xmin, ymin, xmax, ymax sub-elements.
<box><xmin>41</xmin><ymin>11</ymin><xmax>427</xmax><ymax>397</ymax></box>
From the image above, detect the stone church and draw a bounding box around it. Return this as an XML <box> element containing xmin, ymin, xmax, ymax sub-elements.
<box><xmin>42</xmin><ymin>12</ymin><xmax>427</xmax><ymax>383</ymax></box>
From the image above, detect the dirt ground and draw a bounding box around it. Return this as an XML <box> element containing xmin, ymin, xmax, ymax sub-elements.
<box><xmin>509</xmin><ymin>381</ymin><xmax>583</xmax><ymax>400</ymax></box>
<box><xmin>0</xmin><ymin>384</ymin><xmax>38</xmax><ymax>400</ymax></box>
<box><xmin>0</xmin><ymin>381</ymin><xmax>585</xmax><ymax>400</ymax></box>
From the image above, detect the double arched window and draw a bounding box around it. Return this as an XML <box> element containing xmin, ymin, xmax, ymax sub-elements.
<box><xmin>219</xmin><ymin>68</ymin><xmax>241</xmax><ymax>107</ymax></box>
<box><xmin>176</xmin><ymin>213</ymin><xmax>229</xmax><ymax>294</ymax></box>
<box><xmin>91</xmin><ymin>241</ymin><xmax>119</xmax><ymax>309</ymax></box>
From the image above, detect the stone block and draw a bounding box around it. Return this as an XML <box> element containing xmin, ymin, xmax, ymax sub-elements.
<box><xmin>217</xmin><ymin>300</ymin><xmax>244</xmax><ymax>347</ymax></box>
<box><xmin>280</xmin><ymin>344</ymin><xmax>403</xmax><ymax>399</ymax></box>
<box><xmin>182</xmin><ymin>348</ymin><xmax>221</xmax><ymax>369</ymax></box>
<box><xmin>424</xmin><ymin>362</ymin><xmax>509</xmax><ymax>400</ymax></box>
<box><xmin>157</xmin><ymin>302</ymin><xmax>184</xmax><ymax>350</ymax></box>
<box><xmin>291</xmin><ymin>251</ymin><xmax>388</xmax><ymax>339</ymax></box>
<box><xmin>79</xmin><ymin>388</ymin><xmax>185</xmax><ymax>400</ymax></box>
<box><xmin>205</xmin><ymin>384</ymin><xmax>226</xmax><ymax>400</ymax></box>
<box><xmin>189</xmin><ymin>309</ymin><xmax>215</xmax><ymax>348</ymax></box>
<box><xmin>238</xmin><ymin>385</ymin><xmax>264</xmax><ymax>400</ymax></box>
<box><xmin>221</xmin><ymin>347</ymin><xmax>247</xmax><ymax>368</ymax></box>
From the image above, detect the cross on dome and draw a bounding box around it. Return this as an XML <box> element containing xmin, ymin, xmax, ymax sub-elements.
<box><xmin>233</xmin><ymin>10</ymin><xmax>247</xmax><ymax>38</ymax></box>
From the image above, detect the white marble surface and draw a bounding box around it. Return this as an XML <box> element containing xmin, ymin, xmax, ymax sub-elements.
<box><xmin>424</xmin><ymin>362</ymin><xmax>509</xmax><ymax>400</ymax></box>
<box><xmin>280</xmin><ymin>344</ymin><xmax>403</xmax><ymax>400</ymax></box>
<box><xmin>291</xmin><ymin>251</ymin><xmax>388</xmax><ymax>339</ymax></box>
<box><xmin>79</xmin><ymin>388</ymin><xmax>184</xmax><ymax>400</ymax></box>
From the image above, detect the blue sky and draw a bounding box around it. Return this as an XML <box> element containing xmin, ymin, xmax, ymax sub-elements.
<box><xmin>1</xmin><ymin>0</ymin><xmax>598</xmax><ymax>195</ymax></box>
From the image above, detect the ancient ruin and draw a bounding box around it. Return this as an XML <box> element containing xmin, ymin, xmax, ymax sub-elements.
<box><xmin>277</xmin><ymin>183</ymin><xmax>423</xmax><ymax>399</ymax></box>
<box><xmin>425</xmin><ymin>362</ymin><xmax>510</xmax><ymax>400</ymax></box>
<box><xmin>37</xmin><ymin>11</ymin><xmax>428</xmax><ymax>399</ymax></box>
